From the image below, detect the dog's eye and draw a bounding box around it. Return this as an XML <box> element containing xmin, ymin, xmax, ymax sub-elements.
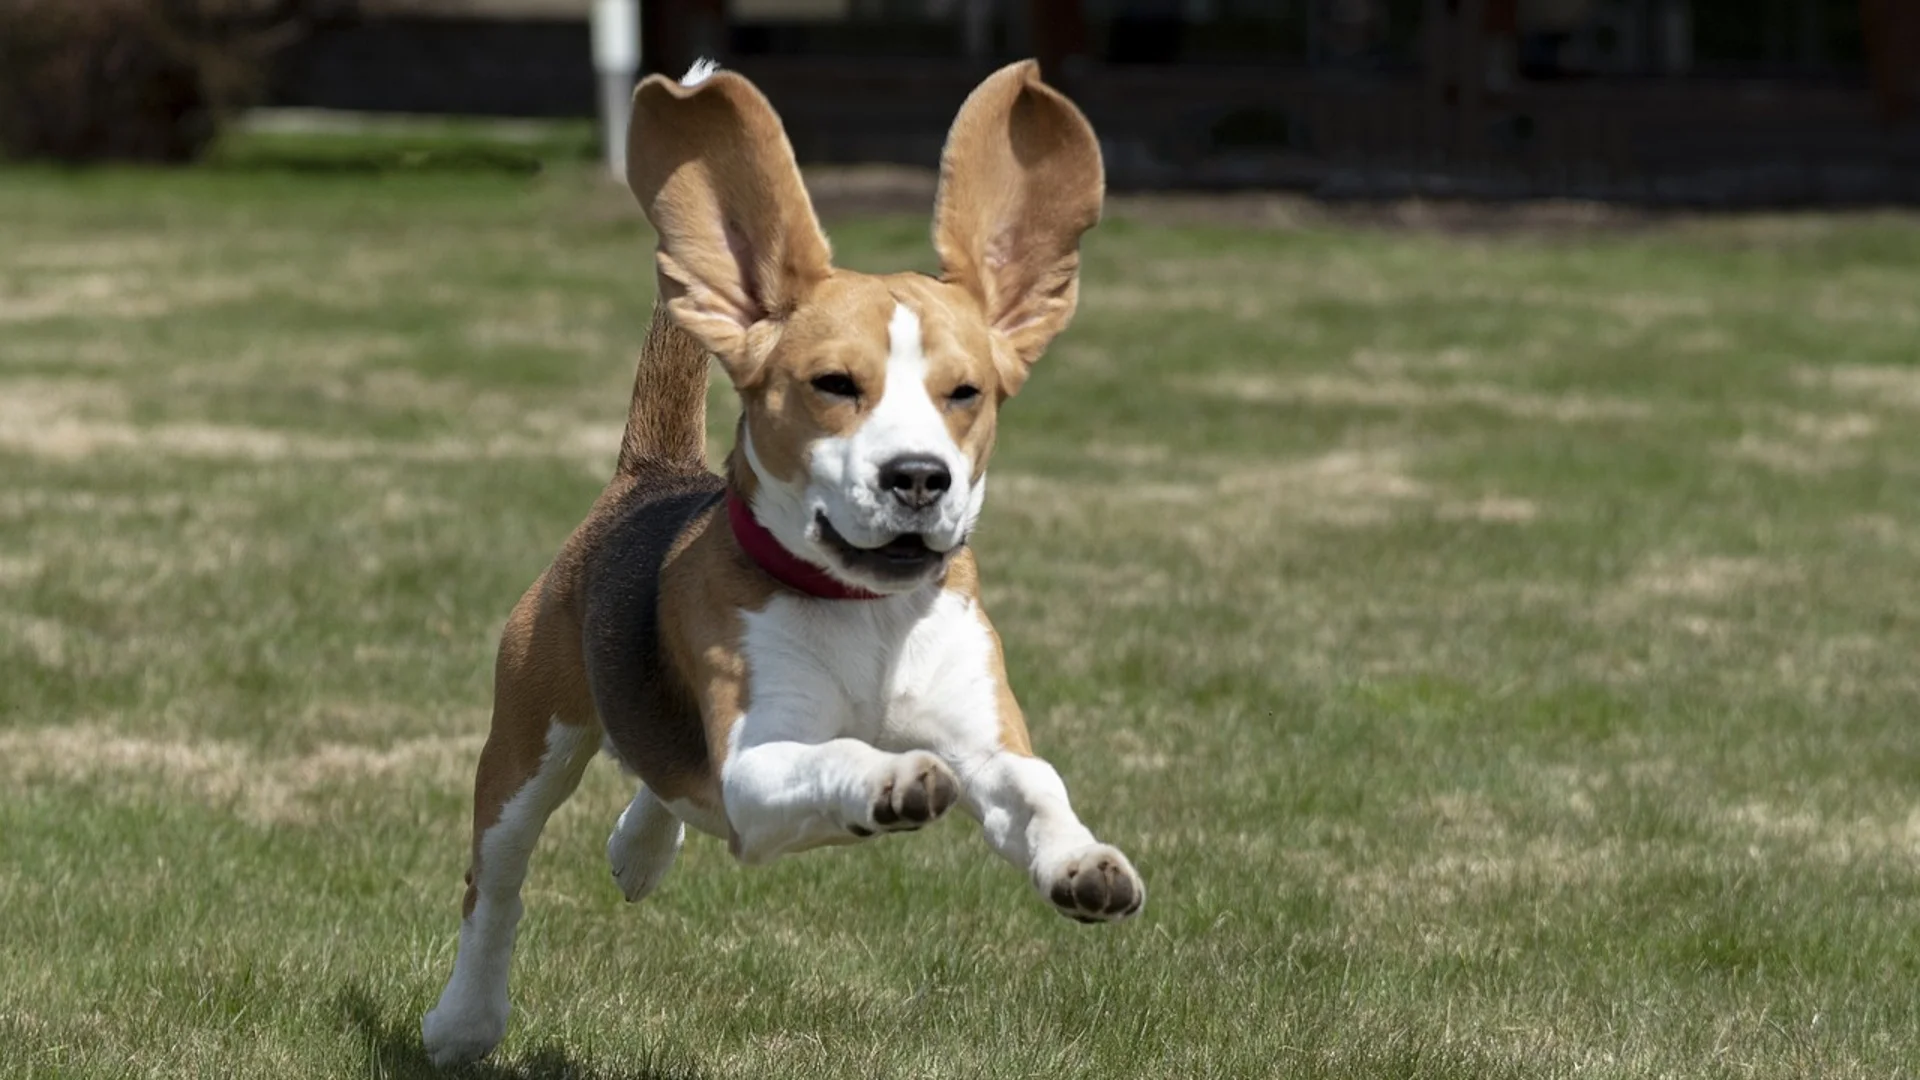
<box><xmin>810</xmin><ymin>373</ymin><xmax>860</xmax><ymax>398</ymax></box>
<box><xmin>948</xmin><ymin>384</ymin><xmax>981</xmax><ymax>404</ymax></box>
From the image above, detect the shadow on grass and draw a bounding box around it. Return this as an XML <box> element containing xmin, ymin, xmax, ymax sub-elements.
<box><xmin>334</xmin><ymin>986</ymin><xmax>705</xmax><ymax>1080</ymax></box>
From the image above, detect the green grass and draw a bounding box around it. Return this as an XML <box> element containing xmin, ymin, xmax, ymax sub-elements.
<box><xmin>2</xmin><ymin>155</ymin><xmax>1919</xmax><ymax>1079</ymax></box>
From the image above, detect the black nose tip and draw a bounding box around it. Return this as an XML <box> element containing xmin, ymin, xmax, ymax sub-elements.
<box><xmin>879</xmin><ymin>455</ymin><xmax>952</xmax><ymax>509</ymax></box>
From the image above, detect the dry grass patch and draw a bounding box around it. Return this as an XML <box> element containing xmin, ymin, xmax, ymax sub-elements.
<box><xmin>1605</xmin><ymin>554</ymin><xmax>1800</xmax><ymax>609</ymax></box>
<box><xmin>468</xmin><ymin>317</ymin><xmax>618</xmax><ymax>355</ymax></box>
<box><xmin>1716</xmin><ymin>798</ymin><xmax>1920</xmax><ymax>864</ymax></box>
<box><xmin>0</xmin><ymin>230</ymin><xmax>425</xmax><ymax>326</ymax></box>
<box><xmin>0</xmin><ymin>723</ymin><xmax>482</xmax><ymax>826</ymax></box>
<box><xmin>1192</xmin><ymin>372</ymin><xmax>1654</xmax><ymax>423</ymax></box>
<box><xmin>1724</xmin><ymin>437</ymin><xmax>1852</xmax><ymax>476</ymax></box>
<box><xmin>1218</xmin><ymin>449</ymin><xmax>1430</xmax><ymax>526</ymax></box>
<box><xmin>0</xmin><ymin>267</ymin><xmax>262</xmax><ymax>323</ymax></box>
<box><xmin>1508</xmin><ymin>284</ymin><xmax>1711</xmax><ymax>326</ymax></box>
<box><xmin>1347</xmin><ymin>345</ymin><xmax>1478</xmax><ymax>375</ymax></box>
<box><xmin>1082</xmin><ymin>252</ymin><xmax>1397</xmax><ymax>317</ymax></box>
<box><xmin>1722</xmin><ymin>407</ymin><xmax>1878</xmax><ymax>476</ymax></box>
<box><xmin>1845</xmin><ymin>513</ymin><xmax>1920</xmax><ymax>557</ymax></box>
<box><xmin>6</xmin><ymin>236</ymin><xmax>181</xmax><ymax>272</ymax></box>
<box><xmin>463</xmin><ymin>288</ymin><xmax>624</xmax><ymax>355</ymax></box>
<box><xmin>1723</xmin><ymin>416</ymin><xmax>1874</xmax><ymax>476</ymax></box>
<box><xmin>0</xmin><ymin>612</ymin><xmax>74</xmax><ymax>668</ymax></box>
<box><xmin>1080</xmin><ymin>282</ymin><xmax>1288</xmax><ymax>321</ymax></box>
<box><xmin>0</xmin><ymin>553</ymin><xmax>43</xmax><ymax>586</ymax></box>
<box><xmin>996</xmin><ymin>448</ymin><xmax>1428</xmax><ymax>539</ymax></box>
<box><xmin>6</xmin><ymin>417</ymin><xmax>354</xmax><ymax>462</ymax></box>
<box><xmin>0</xmin><ymin>374</ymin><xmax>622</xmax><ymax>469</ymax></box>
<box><xmin>1809</xmin><ymin>285</ymin><xmax>1920</xmax><ymax>328</ymax></box>
<box><xmin>0</xmin><ymin>376</ymin><xmax>125</xmax><ymax>421</ymax></box>
<box><xmin>0</xmin><ymin>488</ymin><xmax>197</xmax><ymax>518</ymax></box>
<box><xmin>0</xmin><ymin>380</ymin><xmax>384</xmax><ymax>461</ymax></box>
<box><xmin>1078</xmin><ymin>440</ymin><xmax>1174</xmax><ymax>468</ymax></box>
<box><xmin>1794</xmin><ymin>364</ymin><xmax>1920</xmax><ymax>411</ymax></box>
<box><xmin>1780</xmin><ymin>411</ymin><xmax>1878</xmax><ymax>441</ymax></box>
<box><xmin>1320</xmin><ymin>822</ymin><xmax>1630</xmax><ymax>928</ymax></box>
<box><xmin>1437</xmin><ymin>496</ymin><xmax>1540</xmax><ymax>523</ymax></box>
<box><xmin>174</xmin><ymin>334</ymin><xmax>421</xmax><ymax>384</ymax></box>
<box><xmin>1670</xmin><ymin>327</ymin><xmax>1737</xmax><ymax>355</ymax></box>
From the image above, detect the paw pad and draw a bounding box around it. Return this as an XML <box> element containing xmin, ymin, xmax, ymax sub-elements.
<box><xmin>854</xmin><ymin>754</ymin><xmax>959</xmax><ymax>836</ymax></box>
<box><xmin>1045</xmin><ymin>846</ymin><xmax>1144</xmax><ymax>923</ymax></box>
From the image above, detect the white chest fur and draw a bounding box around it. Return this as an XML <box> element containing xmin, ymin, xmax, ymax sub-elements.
<box><xmin>734</xmin><ymin>587</ymin><xmax>1004</xmax><ymax>761</ymax></box>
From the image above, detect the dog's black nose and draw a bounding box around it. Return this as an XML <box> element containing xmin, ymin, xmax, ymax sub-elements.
<box><xmin>879</xmin><ymin>455</ymin><xmax>952</xmax><ymax>509</ymax></box>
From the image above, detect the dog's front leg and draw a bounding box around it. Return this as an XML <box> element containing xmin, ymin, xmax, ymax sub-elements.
<box><xmin>962</xmin><ymin>752</ymin><xmax>1145</xmax><ymax>923</ymax></box>
<box><xmin>723</xmin><ymin>735</ymin><xmax>961</xmax><ymax>864</ymax></box>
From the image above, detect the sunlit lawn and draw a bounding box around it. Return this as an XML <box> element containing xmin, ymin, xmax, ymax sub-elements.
<box><xmin>2</xmin><ymin>149</ymin><xmax>1918</xmax><ymax>1078</ymax></box>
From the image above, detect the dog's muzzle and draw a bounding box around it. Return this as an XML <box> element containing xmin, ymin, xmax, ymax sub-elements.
<box><xmin>815</xmin><ymin>512</ymin><xmax>953</xmax><ymax>585</ymax></box>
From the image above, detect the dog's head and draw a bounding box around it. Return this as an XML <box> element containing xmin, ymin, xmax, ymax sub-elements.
<box><xmin>628</xmin><ymin>60</ymin><xmax>1103</xmax><ymax>596</ymax></box>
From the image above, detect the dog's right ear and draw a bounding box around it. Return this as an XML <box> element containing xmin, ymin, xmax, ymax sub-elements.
<box><xmin>627</xmin><ymin>67</ymin><xmax>832</xmax><ymax>387</ymax></box>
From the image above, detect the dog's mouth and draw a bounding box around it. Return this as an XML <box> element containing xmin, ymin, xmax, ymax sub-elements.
<box><xmin>815</xmin><ymin>512</ymin><xmax>952</xmax><ymax>584</ymax></box>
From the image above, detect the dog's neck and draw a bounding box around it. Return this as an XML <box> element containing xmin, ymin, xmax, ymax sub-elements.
<box><xmin>724</xmin><ymin>490</ymin><xmax>883</xmax><ymax>601</ymax></box>
<box><xmin>723</xmin><ymin>443</ymin><xmax>883</xmax><ymax>601</ymax></box>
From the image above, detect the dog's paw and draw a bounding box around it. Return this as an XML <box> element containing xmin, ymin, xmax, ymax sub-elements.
<box><xmin>422</xmin><ymin>997</ymin><xmax>507</xmax><ymax>1069</ymax></box>
<box><xmin>1040</xmin><ymin>844</ymin><xmax>1144</xmax><ymax>923</ymax></box>
<box><xmin>608</xmin><ymin>825</ymin><xmax>682</xmax><ymax>903</ymax></box>
<box><xmin>850</xmin><ymin>752</ymin><xmax>959</xmax><ymax>837</ymax></box>
<box><xmin>607</xmin><ymin>803</ymin><xmax>684</xmax><ymax>903</ymax></box>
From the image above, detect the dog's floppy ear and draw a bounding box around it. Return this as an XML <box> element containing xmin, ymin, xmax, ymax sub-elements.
<box><xmin>932</xmin><ymin>60</ymin><xmax>1103</xmax><ymax>398</ymax></box>
<box><xmin>627</xmin><ymin>67</ymin><xmax>832</xmax><ymax>386</ymax></box>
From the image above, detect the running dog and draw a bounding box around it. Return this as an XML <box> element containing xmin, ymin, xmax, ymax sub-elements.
<box><xmin>423</xmin><ymin>58</ymin><xmax>1142</xmax><ymax>1068</ymax></box>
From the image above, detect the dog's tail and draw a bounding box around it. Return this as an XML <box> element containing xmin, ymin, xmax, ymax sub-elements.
<box><xmin>613</xmin><ymin>298</ymin><xmax>709</xmax><ymax>478</ymax></box>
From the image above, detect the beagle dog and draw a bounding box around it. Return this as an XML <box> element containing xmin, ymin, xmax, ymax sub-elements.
<box><xmin>423</xmin><ymin>58</ymin><xmax>1142</xmax><ymax>1068</ymax></box>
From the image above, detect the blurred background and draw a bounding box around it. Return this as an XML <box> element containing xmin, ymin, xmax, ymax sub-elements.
<box><xmin>3</xmin><ymin>0</ymin><xmax>1919</xmax><ymax>203</ymax></box>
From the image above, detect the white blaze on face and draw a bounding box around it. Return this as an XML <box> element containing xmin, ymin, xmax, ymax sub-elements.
<box><xmin>813</xmin><ymin>303</ymin><xmax>978</xmax><ymax>548</ymax></box>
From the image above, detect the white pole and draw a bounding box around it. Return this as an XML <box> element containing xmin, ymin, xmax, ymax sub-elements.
<box><xmin>963</xmin><ymin>0</ymin><xmax>991</xmax><ymax>61</ymax></box>
<box><xmin>591</xmin><ymin>0</ymin><xmax>640</xmax><ymax>181</ymax></box>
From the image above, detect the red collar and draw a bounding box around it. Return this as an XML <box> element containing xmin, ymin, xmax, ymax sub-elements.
<box><xmin>726</xmin><ymin>491</ymin><xmax>883</xmax><ymax>600</ymax></box>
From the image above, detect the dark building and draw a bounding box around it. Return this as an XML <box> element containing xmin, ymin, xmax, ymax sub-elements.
<box><xmin>275</xmin><ymin>1</ymin><xmax>1920</xmax><ymax>203</ymax></box>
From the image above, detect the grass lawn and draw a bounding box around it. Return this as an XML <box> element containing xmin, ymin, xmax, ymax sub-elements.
<box><xmin>2</xmin><ymin>151</ymin><xmax>1918</xmax><ymax>1079</ymax></box>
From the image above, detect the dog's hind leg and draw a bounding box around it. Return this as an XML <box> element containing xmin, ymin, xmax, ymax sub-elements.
<box><xmin>607</xmin><ymin>785</ymin><xmax>684</xmax><ymax>902</ymax></box>
<box><xmin>423</xmin><ymin>685</ymin><xmax>598</xmax><ymax>1067</ymax></box>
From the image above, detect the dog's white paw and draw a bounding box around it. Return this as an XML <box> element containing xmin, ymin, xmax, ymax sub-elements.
<box><xmin>848</xmin><ymin>751</ymin><xmax>960</xmax><ymax>837</ymax></box>
<box><xmin>422</xmin><ymin>995</ymin><xmax>507</xmax><ymax>1069</ymax></box>
<box><xmin>607</xmin><ymin>811</ymin><xmax>683</xmax><ymax>903</ymax></box>
<box><xmin>1038</xmin><ymin>843</ymin><xmax>1144</xmax><ymax>923</ymax></box>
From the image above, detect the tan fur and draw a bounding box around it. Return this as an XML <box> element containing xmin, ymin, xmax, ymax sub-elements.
<box><xmin>627</xmin><ymin>71</ymin><xmax>833</xmax><ymax>384</ymax></box>
<box><xmin>940</xmin><ymin>551</ymin><xmax>1033</xmax><ymax>756</ymax></box>
<box><xmin>933</xmin><ymin>60</ymin><xmax>1105</xmax><ymax>397</ymax></box>
<box><xmin>886</xmin><ymin>275</ymin><xmax>1002</xmax><ymax>479</ymax></box>
<box><xmin>731</xmin><ymin>273</ymin><xmax>899</xmax><ymax>487</ymax></box>
<box><xmin>653</xmin><ymin>506</ymin><xmax>773</xmax><ymax>811</ymax></box>
<box><xmin>616</xmin><ymin>302</ymin><xmax>710</xmax><ymax>476</ymax></box>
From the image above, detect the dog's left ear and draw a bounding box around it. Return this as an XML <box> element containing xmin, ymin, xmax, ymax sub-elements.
<box><xmin>933</xmin><ymin>60</ymin><xmax>1103</xmax><ymax>398</ymax></box>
